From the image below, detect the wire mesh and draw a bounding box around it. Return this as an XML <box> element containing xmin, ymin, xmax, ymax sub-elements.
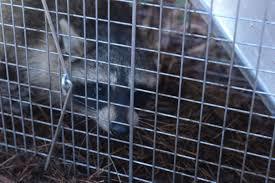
<box><xmin>0</xmin><ymin>0</ymin><xmax>275</xmax><ymax>182</ymax></box>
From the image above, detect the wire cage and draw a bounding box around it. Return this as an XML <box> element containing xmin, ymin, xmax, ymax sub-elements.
<box><xmin>0</xmin><ymin>0</ymin><xmax>275</xmax><ymax>182</ymax></box>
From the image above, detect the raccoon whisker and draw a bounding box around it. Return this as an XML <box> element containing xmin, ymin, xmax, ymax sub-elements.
<box><xmin>73</xmin><ymin>98</ymin><xmax>96</xmax><ymax>111</ymax></box>
<box><xmin>138</xmin><ymin>119</ymin><xmax>162</xmax><ymax>132</ymax></box>
<box><xmin>138</xmin><ymin>117</ymin><xmax>170</xmax><ymax>126</ymax></box>
<box><xmin>73</xmin><ymin>98</ymin><xmax>98</xmax><ymax>119</ymax></box>
<box><xmin>138</xmin><ymin>116</ymin><xmax>155</xmax><ymax>122</ymax></box>
<box><xmin>36</xmin><ymin>38</ymin><xmax>48</xmax><ymax>44</ymax></box>
<box><xmin>32</xmin><ymin>93</ymin><xmax>50</xmax><ymax>103</ymax></box>
<box><xmin>138</xmin><ymin>119</ymin><xmax>153</xmax><ymax>126</ymax></box>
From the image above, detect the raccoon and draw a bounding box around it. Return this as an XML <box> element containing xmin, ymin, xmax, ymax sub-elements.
<box><xmin>0</xmin><ymin>0</ymin><xmax>157</xmax><ymax>136</ymax></box>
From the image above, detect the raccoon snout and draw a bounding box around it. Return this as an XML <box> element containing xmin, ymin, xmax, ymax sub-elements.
<box><xmin>109</xmin><ymin>109</ymin><xmax>139</xmax><ymax>136</ymax></box>
<box><xmin>98</xmin><ymin>105</ymin><xmax>139</xmax><ymax>137</ymax></box>
<box><xmin>110</xmin><ymin>123</ymin><xmax>129</xmax><ymax>136</ymax></box>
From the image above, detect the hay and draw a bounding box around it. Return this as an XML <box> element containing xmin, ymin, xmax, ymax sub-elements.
<box><xmin>0</xmin><ymin>151</ymin><xmax>103</xmax><ymax>182</ymax></box>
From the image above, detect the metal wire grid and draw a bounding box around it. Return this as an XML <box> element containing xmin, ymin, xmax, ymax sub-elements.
<box><xmin>0</xmin><ymin>0</ymin><xmax>274</xmax><ymax>182</ymax></box>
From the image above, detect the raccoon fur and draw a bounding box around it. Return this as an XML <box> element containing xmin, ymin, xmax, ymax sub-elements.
<box><xmin>0</xmin><ymin>0</ymin><xmax>157</xmax><ymax>136</ymax></box>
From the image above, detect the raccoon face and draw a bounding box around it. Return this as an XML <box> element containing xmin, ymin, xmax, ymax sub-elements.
<box><xmin>59</xmin><ymin>19</ymin><xmax>156</xmax><ymax>136</ymax></box>
<box><xmin>0</xmin><ymin>1</ymin><xmax>156</xmax><ymax>136</ymax></box>
<box><xmin>71</xmin><ymin>80</ymin><xmax>139</xmax><ymax>136</ymax></box>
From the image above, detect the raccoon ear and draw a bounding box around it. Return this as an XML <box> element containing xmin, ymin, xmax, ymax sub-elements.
<box><xmin>59</xmin><ymin>19</ymin><xmax>83</xmax><ymax>61</ymax></box>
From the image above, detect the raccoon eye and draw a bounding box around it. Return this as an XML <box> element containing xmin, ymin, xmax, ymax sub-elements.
<box><xmin>97</xmin><ymin>83</ymin><xmax>108</xmax><ymax>101</ymax></box>
<box><xmin>98</xmin><ymin>83</ymin><xmax>106</xmax><ymax>93</ymax></box>
<box><xmin>69</xmin><ymin>57</ymin><xmax>81</xmax><ymax>62</ymax></box>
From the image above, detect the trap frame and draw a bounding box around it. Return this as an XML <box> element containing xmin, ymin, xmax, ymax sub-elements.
<box><xmin>0</xmin><ymin>0</ymin><xmax>275</xmax><ymax>182</ymax></box>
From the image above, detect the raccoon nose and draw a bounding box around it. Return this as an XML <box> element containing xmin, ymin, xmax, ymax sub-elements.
<box><xmin>110</xmin><ymin>122</ymin><xmax>129</xmax><ymax>136</ymax></box>
<box><xmin>110</xmin><ymin>108</ymin><xmax>139</xmax><ymax>137</ymax></box>
<box><xmin>110</xmin><ymin>108</ymin><xmax>129</xmax><ymax>136</ymax></box>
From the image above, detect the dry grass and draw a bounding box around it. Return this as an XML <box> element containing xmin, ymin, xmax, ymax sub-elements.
<box><xmin>0</xmin><ymin>151</ymin><xmax>104</xmax><ymax>182</ymax></box>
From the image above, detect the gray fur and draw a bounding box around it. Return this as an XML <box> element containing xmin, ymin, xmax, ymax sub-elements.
<box><xmin>0</xmin><ymin>0</ymin><xmax>156</xmax><ymax>133</ymax></box>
